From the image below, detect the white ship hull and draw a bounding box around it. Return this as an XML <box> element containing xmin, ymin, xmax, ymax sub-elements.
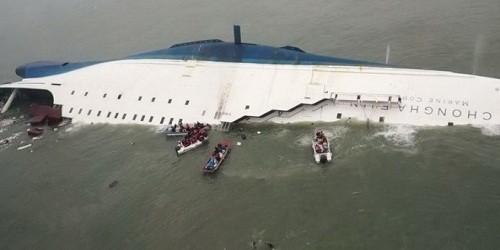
<box><xmin>2</xmin><ymin>59</ymin><xmax>499</xmax><ymax>127</ymax></box>
<box><xmin>2</xmin><ymin>26</ymin><xmax>499</xmax><ymax>127</ymax></box>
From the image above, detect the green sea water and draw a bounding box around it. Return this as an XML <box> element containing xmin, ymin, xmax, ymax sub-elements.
<box><xmin>1</xmin><ymin>0</ymin><xmax>500</xmax><ymax>249</ymax></box>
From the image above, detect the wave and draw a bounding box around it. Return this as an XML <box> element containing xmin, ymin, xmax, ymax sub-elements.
<box><xmin>478</xmin><ymin>125</ymin><xmax>500</xmax><ymax>137</ymax></box>
<box><xmin>372</xmin><ymin>124</ymin><xmax>418</xmax><ymax>147</ymax></box>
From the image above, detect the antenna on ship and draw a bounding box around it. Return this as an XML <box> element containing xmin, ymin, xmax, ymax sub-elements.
<box><xmin>385</xmin><ymin>44</ymin><xmax>391</xmax><ymax>65</ymax></box>
<box><xmin>233</xmin><ymin>25</ymin><xmax>242</xmax><ymax>44</ymax></box>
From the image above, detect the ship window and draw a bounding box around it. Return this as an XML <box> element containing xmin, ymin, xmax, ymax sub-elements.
<box><xmin>87</xmin><ymin>110</ymin><xmax>92</xmax><ymax>115</ymax></box>
<box><xmin>103</xmin><ymin>93</ymin><xmax>107</xmax><ymax>98</ymax></box>
<box><xmin>202</xmin><ymin>110</ymin><xmax>206</xmax><ymax>116</ymax></box>
<box><xmin>245</xmin><ymin>105</ymin><xmax>250</xmax><ymax>110</ymax></box>
<box><xmin>168</xmin><ymin>99</ymin><xmax>172</xmax><ymax>104</ymax></box>
<box><xmin>448</xmin><ymin>122</ymin><xmax>454</xmax><ymax>126</ymax></box>
<box><xmin>138</xmin><ymin>96</ymin><xmax>142</xmax><ymax>101</ymax></box>
<box><xmin>84</xmin><ymin>92</ymin><xmax>88</xmax><ymax>97</ymax></box>
<box><xmin>78</xmin><ymin>108</ymin><xmax>82</xmax><ymax>114</ymax></box>
<box><xmin>114</xmin><ymin>113</ymin><xmax>119</xmax><ymax>119</ymax></box>
<box><xmin>337</xmin><ymin>113</ymin><xmax>342</xmax><ymax>119</ymax></box>
<box><xmin>118</xmin><ymin>94</ymin><xmax>122</xmax><ymax>100</ymax></box>
<box><xmin>149</xmin><ymin>116</ymin><xmax>154</xmax><ymax>122</ymax></box>
<box><xmin>69</xmin><ymin>108</ymin><xmax>73</xmax><ymax>113</ymax></box>
<box><xmin>357</xmin><ymin>95</ymin><xmax>361</xmax><ymax>100</ymax></box>
<box><xmin>97</xmin><ymin>111</ymin><xmax>102</xmax><ymax>117</ymax></box>
<box><xmin>107</xmin><ymin>112</ymin><xmax>111</xmax><ymax>118</ymax></box>
<box><xmin>151</xmin><ymin>97</ymin><xmax>156</xmax><ymax>102</ymax></box>
<box><xmin>178</xmin><ymin>119</ymin><xmax>183</xmax><ymax>124</ymax></box>
<box><xmin>133</xmin><ymin>114</ymin><xmax>137</xmax><ymax>120</ymax></box>
<box><xmin>160</xmin><ymin>117</ymin><xmax>165</xmax><ymax>124</ymax></box>
<box><xmin>398</xmin><ymin>97</ymin><xmax>402</xmax><ymax>102</ymax></box>
<box><xmin>388</xmin><ymin>96</ymin><xmax>392</xmax><ymax>102</ymax></box>
<box><xmin>185</xmin><ymin>100</ymin><xmax>189</xmax><ymax>105</ymax></box>
<box><xmin>141</xmin><ymin>115</ymin><xmax>145</xmax><ymax>121</ymax></box>
<box><xmin>379</xmin><ymin>117</ymin><xmax>385</xmax><ymax>123</ymax></box>
<box><xmin>122</xmin><ymin>114</ymin><xmax>127</xmax><ymax>119</ymax></box>
<box><xmin>168</xmin><ymin>118</ymin><xmax>174</xmax><ymax>125</ymax></box>
<box><xmin>71</xmin><ymin>90</ymin><xmax>75</xmax><ymax>95</ymax></box>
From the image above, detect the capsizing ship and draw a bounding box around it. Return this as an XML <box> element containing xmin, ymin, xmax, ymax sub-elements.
<box><xmin>1</xmin><ymin>26</ymin><xmax>499</xmax><ymax>130</ymax></box>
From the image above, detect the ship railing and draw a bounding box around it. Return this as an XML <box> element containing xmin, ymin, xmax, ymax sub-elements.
<box><xmin>330</xmin><ymin>92</ymin><xmax>402</xmax><ymax>108</ymax></box>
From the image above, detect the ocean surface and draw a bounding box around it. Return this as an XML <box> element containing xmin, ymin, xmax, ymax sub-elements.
<box><xmin>1</xmin><ymin>0</ymin><xmax>500</xmax><ymax>249</ymax></box>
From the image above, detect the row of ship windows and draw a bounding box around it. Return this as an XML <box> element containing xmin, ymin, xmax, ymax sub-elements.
<box><xmin>70</xmin><ymin>90</ymin><xmax>190</xmax><ymax>105</ymax></box>
<box><xmin>67</xmin><ymin>107</ymin><xmax>192</xmax><ymax>125</ymax></box>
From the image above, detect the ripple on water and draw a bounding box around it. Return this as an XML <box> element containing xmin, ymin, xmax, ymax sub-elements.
<box><xmin>372</xmin><ymin>124</ymin><xmax>418</xmax><ymax>147</ymax></box>
<box><xmin>478</xmin><ymin>125</ymin><xmax>500</xmax><ymax>137</ymax></box>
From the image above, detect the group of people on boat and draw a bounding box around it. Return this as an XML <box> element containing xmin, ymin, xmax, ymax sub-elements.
<box><xmin>170</xmin><ymin>121</ymin><xmax>206</xmax><ymax>133</ymax></box>
<box><xmin>314</xmin><ymin>131</ymin><xmax>329</xmax><ymax>153</ymax></box>
<box><xmin>176</xmin><ymin>122</ymin><xmax>208</xmax><ymax>148</ymax></box>
<box><xmin>205</xmin><ymin>143</ymin><xmax>227</xmax><ymax>170</ymax></box>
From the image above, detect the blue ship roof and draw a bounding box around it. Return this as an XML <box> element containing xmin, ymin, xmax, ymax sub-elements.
<box><xmin>16</xmin><ymin>39</ymin><xmax>384</xmax><ymax>78</ymax></box>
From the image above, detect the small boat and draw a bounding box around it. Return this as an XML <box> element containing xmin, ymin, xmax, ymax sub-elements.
<box><xmin>202</xmin><ymin>140</ymin><xmax>231</xmax><ymax>173</ymax></box>
<box><xmin>175</xmin><ymin>136</ymin><xmax>209</xmax><ymax>154</ymax></box>
<box><xmin>164</xmin><ymin>123</ymin><xmax>211</xmax><ymax>136</ymax></box>
<box><xmin>27</xmin><ymin>127</ymin><xmax>44</xmax><ymax>137</ymax></box>
<box><xmin>312</xmin><ymin>131</ymin><xmax>332</xmax><ymax>163</ymax></box>
<box><xmin>164</xmin><ymin>126</ymin><xmax>188</xmax><ymax>136</ymax></box>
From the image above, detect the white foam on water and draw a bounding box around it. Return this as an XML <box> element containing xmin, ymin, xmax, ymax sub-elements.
<box><xmin>151</xmin><ymin>125</ymin><xmax>168</xmax><ymax>134</ymax></box>
<box><xmin>324</xmin><ymin>126</ymin><xmax>350</xmax><ymax>140</ymax></box>
<box><xmin>0</xmin><ymin>132</ymin><xmax>23</xmax><ymax>151</ymax></box>
<box><xmin>478</xmin><ymin>125</ymin><xmax>500</xmax><ymax>137</ymax></box>
<box><xmin>373</xmin><ymin>124</ymin><xmax>418</xmax><ymax>147</ymax></box>
<box><xmin>59</xmin><ymin>122</ymin><xmax>87</xmax><ymax>137</ymax></box>
<box><xmin>1</xmin><ymin>117</ymin><xmax>17</xmax><ymax>127</ymax></box>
